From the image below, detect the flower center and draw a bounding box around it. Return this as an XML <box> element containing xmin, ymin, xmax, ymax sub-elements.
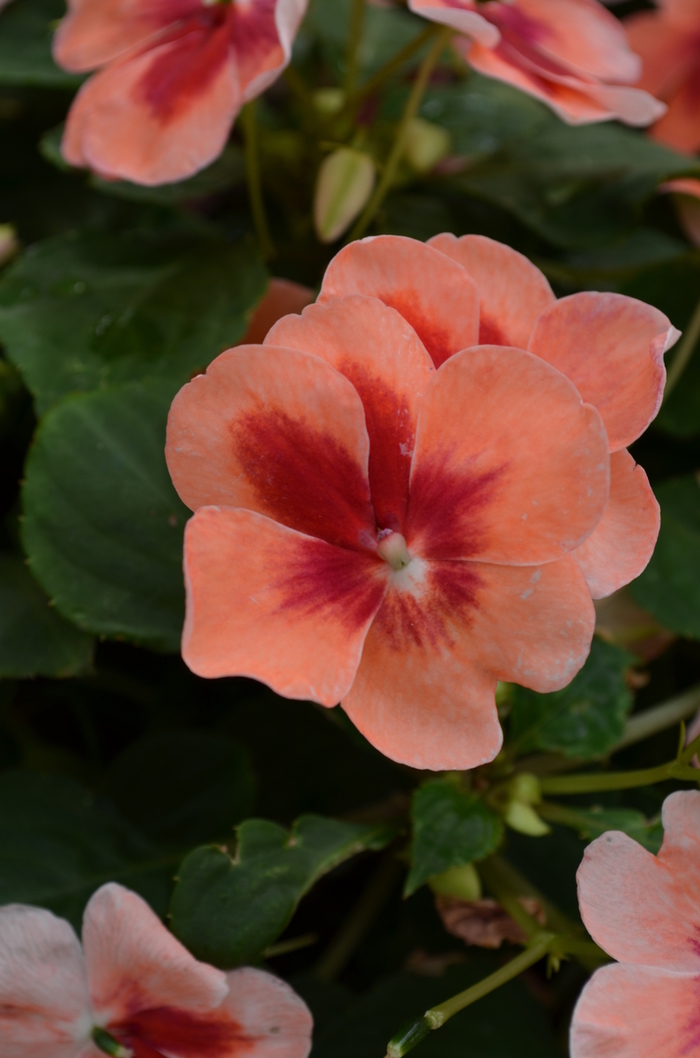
<box><xmin>376</xmin><ymin>531</ymin><xmax>411</xmax><ymax>571</ymax></box>
<box><xmin>92</xmin><ymin>1027</ymin><xmax>134</xmax><ymax>1058</ymax></box>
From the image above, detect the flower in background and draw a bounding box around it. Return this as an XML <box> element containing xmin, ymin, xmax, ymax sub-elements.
<box><xmin>321</xmin><ymin>234</ymin><xmax>677</xmax><ymax>601</ymax></box>
<box><xmin>53</xmin><ymin>0</ymin><xmax>308</xmax><ymax>186</ymax></box>
<box><xmin>659</xmin><ymin>177</ymin><xmax>700</xmax><ymax>247</ymax></box>
<box><xmin>408</xmin><ymin>0</ymin><xmax>665</xmax><ymax>126</ymax></box>
<box><xmin>571</xmin><ymin>790</ymin><xmax>700</xmax><ymax>1057</ymax></box>
<box><xmin>625</xmin><ymin>0</ymin><xmax>700</xmax><ymax>152</ymax></box>
<box><xmin>239</xmin><ymin>277</ymin><xmax>314</xmax><ymax>345</ymax></box>
<box><xmin>0</xmin><ymin>881</ymin><xmax>313</xmax><ymax>1058</ymax></box>
<box><xmin>167</xmin><ymin>234</ymin><xmax>614</xmax><ymax>770</ymax></box>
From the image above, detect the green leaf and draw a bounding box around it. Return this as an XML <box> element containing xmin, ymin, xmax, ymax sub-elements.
<box><xmin>0</xmin><ymin>0</ymin><xmax>83</xmax><ymax>87</ymax></box>
<box><xmin>21</xmin><ymin>381</ymin><xmax>188</xmax><ymax>651</ymax></box>
<box><xmin>0</xmin><ymin>770</ymin><xmax>176</xmax><ymax>929</ymax></box>
<box><xmin>631</xmin><ymin>475</ymin><xmax>700</xmax><ymax>638</ymax></box>
<box><xmin>102</xmin><ymin>730</ymin><xmax>257</xmax><ymax>850</ymax></box>
<box><xmin>305</xmin><ymin>0</ymin><xmax>425</xmax><ymax>80</ymax></box>
<box><xmin>510</xmin><ymin>637</ymin><xmax>634</xmax><ymax>758</ymax></box>
<box><xmin>548</xmin><ymin>805</ymin><xmax>663</xmax><ymax>853</ymax></box>
<box><xmin>170</xmin><ymin>814</ymin><xmax>396</xmax><ymax>967</ymax></box>
<box><xmin>0</xmin><ymin>553</ymin><xmax>93</xmax><ymax>677</ymax></box>
<box><xmin>406</xmin><ymin>779</ymin><xmax>503</xmax><ymax>896</ymax></box>
<box><xmin>0</xmin><ymin>228</ymin><xmax>267</xmax><ymax>415</ymax></box>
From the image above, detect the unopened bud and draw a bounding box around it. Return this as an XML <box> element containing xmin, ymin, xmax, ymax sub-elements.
<box><xmin>505</xmin><ymin>801</ymin><xmax>551</xmax><ymax>837</ymax></box>
<box><xmin>508</xmin><ymin>772</ymin><xmax>542</xmax><ymax>806</ymax></box>
<box><xmin>313</xmin><ymin>88</ymin><xmax>346</xmax><ymax>116</ymax></box>
<box><xmin>404</xmin><ymin>118</ymin><xmax>451</xmax><ymax>174</ymax></box>
<box><xmin>428</xmin><ymin>862</ymin><xmax>482</xmax><ymax>901</ymax></box>
<box><xmin>314</xmin><ymin>148</ymin><xmax>375</xmax><ymax>243</ymax></box>
<box><xmin>0</xmin><ymin>224</ymin><xmax>19</xmax><ymax>268</ymax></box>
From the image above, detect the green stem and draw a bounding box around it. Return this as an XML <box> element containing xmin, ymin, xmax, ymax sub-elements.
<box><xmin>664</xmin><ymin>294</ymin><xmax>700</xmax><ymax>398</ymax></box>
<box><xmin>615</xmin><ymin>682</ymin><xmax>700</xmax><ymax>752</ymax></box>
<box><xmin>263</xmin><ymin>933</ymin><xmax>318</xmax><ymax>959</ymax></box>
<box><xmin>540</xmin><ymin>757</ymin><xmax>700</xmax><ymax>796</ymax></box>
<box><xmin>344</xmin><ymin>0</ymin><xmax>366</xmax><ymax>94</ymax></box>
<box><xmin>347</xmin><ymin>26</ymin><xmax>450</xmax><ymax>241</ymax></box>
<box><xmin>477</xmin><ymin>857</ymin><xmax>544</xmax><ymax>940</ymax></box>
<box><xmin>241</xmin><ymin>101</ymin><xmax>275</xmax><ymax>261</ymax></box>
<box><xmin>348</xmin><ymin>25</ymin><xmax>436</xmax><ymax>105</ymax></box>
<box><xmin>92</xmin><ymin>1027</ymin><xmax>132</xmax><ymax>1058</ymax></box>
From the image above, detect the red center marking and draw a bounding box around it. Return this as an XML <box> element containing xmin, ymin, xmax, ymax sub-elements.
<box><xmin>478</xmin><ymin>316</ymin><xmax>507</xmax><ymax>345</ymax></box>
<box><xmin>373</xmin><ymin>560</ymin><xmax>483</xmax><ymax>653</ymax></box>
<box><xmin>378</xmin><ymin>294</ymin><xmax>457</xmax><ymax>368</ymax></box>
<box><xmin>113</xmin><ymin>1006</ymin><xmax>255</xmax><ymax>1058</ymax></box>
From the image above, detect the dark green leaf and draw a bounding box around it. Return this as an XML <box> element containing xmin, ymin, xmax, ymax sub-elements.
<box><xmin>631</xmin><ymin>475</ymin><xmax>700</xmax><ymax>638</ymax></box>
<box><xmin>102</xmin><ymin>730</ymin><xmax>256</xmax><ymax>850</ymax></box>
<box><xmin>0</xmin><ymin>228</ymin><xmax>267</xmax><ymax>414</ymax></box>
<box><xmin>0</xmin><ymin>0</ymin><xmax>83</xmax><ymax>87</ymax></box>
<box><xmin>170</xmin><ymin>814</ymin><xmax>396</xmax><ymax>967</ymax></box>
<box><xmin>406</xmin><ymin>779</ymin><xmax>503</xmax><ymax>896</ymax></box>
<box><xmin>305</xmin><ymin>0</ymin><xmax>425</xmax><ymax>80</ymax></box>
<box><xmin>0</xmin><ymin>770</ymin><xmax>175</xmax><ymax>929</ymax></box>
<box><xmin>510</xmin><ymin>637</ymin><xmax>634</xmax><ymax>758</ymax></box>
<box><xmin>21</xmin><ymin>381</ymin><xmax>188</xmax><ymax>651</ymax></box>
<box><xmin>0</xmin><ymin>552</ymin><xmax>93</xmax><ymax>677</ymax></box>
<box><xmin>548</xmin><ymin>805</ymin><xmax>663</xmax><ymax>853</ymax></box>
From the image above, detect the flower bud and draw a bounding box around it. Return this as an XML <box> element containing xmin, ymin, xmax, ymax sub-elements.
<box><xmin>314</xmin><ymin>148</ymin><xmax>375</xmax><ymax>243</ymax></box>
<box><xmin>504</xmin><ymin>801</ymin><xmax>551</xmax><ymax>837</ymax></box>
<box><xmin>0</xmin><ymin>224</ymin><xmax>19</xmax><ymax>268</ymax></box>
<box><xmin>313</xmin><ymin>88</ymin><xmax>346</xmax><ymax>117</ymax></box>
<box><xmin>404</xmin><ymin>117</ymin><xmax>451</xmax><ymax>174</ymax></box>
<box><xmin>428</xmin><ymin>862</ymin><xmax>482</xmax><ymax>901</ymax></box>
<box><xmin>508</xmin><ymin>772</ymin><xmax>542</xmax><ymax>806</ymax></box>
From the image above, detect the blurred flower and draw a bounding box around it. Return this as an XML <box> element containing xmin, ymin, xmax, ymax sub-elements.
<box><xmin>659</xmin><ymin>177</ymin><xmax>700</xmax><ymax>247</ymax></box>
<box><xmin>409</xmin><ymin>0</ymin><xmax>665</xmax><ymax>126</ymax></box>
<box><xmin>239</xmin><ymin>278</ymin><xmax>314</xmax><ymax>345</ymax></box>
<box><xmin>323</xmin><ymin>233</ymin><xmax>677</xmax><ymax>601</ymax></box>
<box><xmin>53</xmin><ymin>0</ymin><xmax>308</xmax><ymax>186</ymax></box>
<box><xmin>594</xmin><ymin>587</ymin><xmax>675</xmax><ymax>662</ymax></box>
<box><xmin>437</xmin><ymin>895</ymin><xmax>546</xmax><ymax>948</ymax></box>
<box><xmin>314</xmin><ymin>148</ymin><xmax>376</xmax><ymax>243</ymax></box>
<box><xmin>626</xmin><ymin>0</ymin><xmax>700</xmax><ymax>152</ymax></box>
<box><xmin>571</xmin><ymin>790</ymin><xmax>700</xmax><ymax>1056</ymax></box>
<box><xmin>0</xmin><ymin>882</ymin><xmax>313</xmax><ymax>1058</ymax></box>
<box><xmin>167</xmin><ymin>237</ymin><xmax>612</xmax><ymax>769</ymax></box>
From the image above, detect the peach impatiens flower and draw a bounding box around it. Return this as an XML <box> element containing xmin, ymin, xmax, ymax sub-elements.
<box><xmin>52</xmin><ymin>0</ymin><xmax>308</xmax><ymax>186</ymax></box>
<box><xmin>571</xmin><ymin>790</ymin><xmax>700</xmax><ymax>1057</ymax></box>
<box><xmin>166</xmin><ymin>233</ymin><xmax>621</xmax><ymax>770</ymax></box>
<box><xmin>0</xmin><ymin>881</ymin><xmax>313</xmax><ymax>1058</ymax></box>
<box><xmin>408</xmin><ymin>0</ymin><xmax>665</xmax><ymax>126</ymax></box>
<box><xmin>625</xmin><ymin>0</ymin><xmax>700</xmax><ymax>153</ymax></box>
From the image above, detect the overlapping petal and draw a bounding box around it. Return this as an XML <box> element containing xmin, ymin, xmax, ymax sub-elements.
<box><xmin>220</xmin><ymin>968</ymin><xmax>314</xmax><ymax>1058</ymax></box>
<box><xmin>53</xmin><ymin>0</ymin><xmax>177</xmax><ymax>72</ymax></box>
<box><xmin>573</xmin><ymin>450</ymin><xmax>659</xmax><ymax>599</ymax></box>
<box><xmin>407</xmin><ymin>0</ymin><xmax>500</xmax><ymax>46</ymax></box>
<box><xmin>528</xmin><ymin>291</ymin><xmax>678</xmax><ymax>451</ymax></box>
<box><xmin>241</xmin><ymin>278</ymin><xmax>314</xmax><ymax>345</ymax></box>
<box><xmin>318</xmin><ymin>235</ymin><xmax>480</xmax><ymax>367</ymax></box>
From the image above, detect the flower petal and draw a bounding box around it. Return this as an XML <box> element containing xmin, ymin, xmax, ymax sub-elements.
<box><xmin>219</xmin><ymin>968</ymin><xmax>313</xmax><ymax>1058</ymax></box>
<box><xmin>84</xmin><ymin>884</ymin><xmax>228</xmax><ymax>1028</ymax></box>
<box><xmin>624</xmin><ymin>13</ymin><xmax>694</xmax><ymax>99</ymax></box>
<box><xmin>239</xmin><ymin>278</ymin><xmax>314</xmax><ymax>345</ymax></box>
<box><xmin>570</xmin><ymin>963</ymin><xmax>700</xmax><ymax>1058</ymax></box>
<box><xmin>166</xmin><ymin>345</ymin><xmax>376</xmax><ymax>551</ymax></box>
<box><xmin>62</xmin><ymin>26</ymin><xmax>240</xmax><ymax>185</ymax></box>
<box><xmin>406</xmin><ymin>345</ymin><xmax>609</xmax><ymax>565</ymax></box>
<box><xmin>182</xmin><ymin>507</ymin><xmax>387</xmax><ymax>697</ymax></box>
<box><xmin>407</xmin><ymin>0</ymin><xmax>501</xmax><ymax>46</ymax></box>
<box><xmin>235</xmin><ymin>0</ymin><xmax>308</xmax><ymax>102</ymax></box>
<box><xmin>342</xmin><ymin>560</ymin><xmax>503</xmax><ymax>770</ymax></box>
<box><xmin>577</xmin><ymin>791</ymin><xmax>700</xmax><ymax>972</ymax></box>
<box><xmin>428</xmin><ymin>233</ymin><xmax>554</xmax><ymax>349</ymax></box>
<box><xmin>53</xmin><ymin>0</ymin><xmax>183</xmax><ymax>73</ymax></box>
<box><xmin>573</xmin><ymin>450</ymin><xmax>659</xmax><ymax>600</ymax></box>
<box><xmin>651</xmin><ymin>73</ymin><xmax>700</xmax><ymax>154</ymax></box>
<box><xmin>528</xmin><ymin>291</ymin><xmax>679</xmax><ymax>451</ymax></box>
<box><xmin>318</xmin><ymin>235</ymin><xmax>480</xmax><ymax>368</ymax></box>
<box><xmin>266</xmin><ymin>295</ymin><xmax>434</xmax><ymax>532</ymax></box>
<box><xmin>0</xmin><ymin>904</ymin><xmax>91</xmax><ymax>1058</ymax></box>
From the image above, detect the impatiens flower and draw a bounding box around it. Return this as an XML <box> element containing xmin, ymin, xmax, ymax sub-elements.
<box><xmin>319</xmin><ymin>234</ymin><xmax>678</xmax><ymax>600</ymax></box>
<box><xmin>408</xmin><ymin>0</ymin><xmax>665</xmax><ymax>126</ymax></box>
<box><xmin>239</xmin><ymin>278</ymin><xmax>314</xmax><ymax>345</ymax></box>
<box><xmin>53</xmin><ymin>0</ymin><xmax>308</xmax><ymax>185</ymax></box>
<box><xmin>625</xmin><ymin>0</ymin><xmax>700</xmax><ymax>152</ymax></box>
<box><xmin>659</xmin><ymin>177</ymin><xmax>700</xmax><ymax>247</ymax></box>
<box><xmin>0</xmin><ymin>881</ymin><xmax>313</xmax><ymax>1058</ymax></box>
<box><xmin>571</xmin><ymin>790</ymin><xmax>700</xmax><ymax>1057</ymax></box>
<box><xmin>166</xmin><ymin>233</ymin><xmax>618</xmax><ymax>770</ymax></box>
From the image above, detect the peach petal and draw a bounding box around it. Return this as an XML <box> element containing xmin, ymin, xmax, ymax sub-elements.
<box><xmin>239</xmin><ymin>278</ymin><xmax>314</xmax><ymax>345</ymax></box>
<box><xmin>53</xmin><ymin>0</ymin><xmax>181</xmax><ymax>73</ymax></box>
<box><xmin>62</xmin><ymin>33</ymin><xmax>240</xmax><ymax>185</ymax></box>
<box><xmin>407</xmin><ymin>0</ymin><xmax>501</xmax><ymax>46</ymax></box>
<box><xmin>528</xmin><ymin>291</ymin><xmax>678</xmax><ymax>451</ymax></box>
<box><xmin>573</xmin><ymin>450</ymin><xmax>659</xmax><ymax>600</ymax></box>
<box><xmin>623</xmin><ymin>13</ymin><xmax>694</xmax><ymax>99</ymax></box>
<box><xmin>318</xmin><ymin>235</ymin><xmax>480</xmax><ymax>368</ymax></box>
<box><xmin>570</xmin><ymin>963</ymin><xmax>700</xmax><ymax>1058</ymax></box>
<box><xmin>652</xmin><ymin>74</ymin><xmax>700</xmax><ymax>154</ymax></box>
<box><xmin>406</xmin><ymin>345</ymin><xmax>609</xmax><ymax>566</ymax></box>
<box><xmin>266</xmin><ymin>295</ymin><xmax>434</xmax><ymax>532</ymax></box>
<box><xmin>166</xmin><ymin>345</ymin><xmax>376</xmax><ymax>552</ymax></box>
<box><xmin>83</xmin><ymin>884</ymin><xmax>228</xmax><ymax>1029</ymax></box>
<box><xmin>237</xmin><ymin>0</ymin><xmax>308</xmax><ymax>103</ymax></box>
<box><xmin>220</xmin><ymin>968</ymin><xmax>313</xmax><ymax>1058</ymax></box>
<box><xmin>660</xmin><ymin>0</ymin><xmax>700</xmax><ymax>30</ymax></box>
<box><xmin>182</xmin><ymin>507</ymin><xmax>387</xmax><ymax>698</ymax></box>
<box><xmin>0</xmin><ymin>905</ymin><xmax>91</xmax><ymax>1058</ymax></box>
<box><xmin>428</xmin><ymin>233</ymin><xmax>554</xmax><ymax>348</ymax></box>
<box><xmin>577</xmin><ymin>791</ymin><xmax>700</xmax><ymax>972</ymax></box>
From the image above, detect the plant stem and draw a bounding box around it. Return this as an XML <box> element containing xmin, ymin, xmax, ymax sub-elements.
<box><xmin>540</xmin><ymin>757</ymin><xmax>700</xmax><ymax>796</ymax></box>
<box><xmin>344</xmin><ymin>0</ymin><xmax>366</xmax><ymax>95</ymax></box>
<box><xmin>349</xmin><ymin>25</ymin><xmax>436</xmax><ymax>105</ymax></box>
<box><xmin>614</xmin><ymin>682</ymin><xmax>700</xmax><ymax>751</ymax></box>
<box><xmin>477</xmin><ymin>857</ymin><xmax>545</xmax><ymax>939</ymax></box>
<box><xmin>664</xmin><ymin>294</ymin><xmax>700</xmax><ymax>398</ymax></box>
<box><xmin>241</xmin><ymin>101</ymin><xmax>275</xmax><ymax>261</ymax></box>
<box><xmin>263</xmin><ymin>933</ymin><xmax>318</xmax><ymax>959</ymax></box>
<box><xmin>314</xmin><ymin>854</ymin><xmax>403</xmax><ymax>981</ymax></box>
<box><xmin>348</xmin><ymin>26</ymin><xmax>450</xmax><ymax>241</ymax></box>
